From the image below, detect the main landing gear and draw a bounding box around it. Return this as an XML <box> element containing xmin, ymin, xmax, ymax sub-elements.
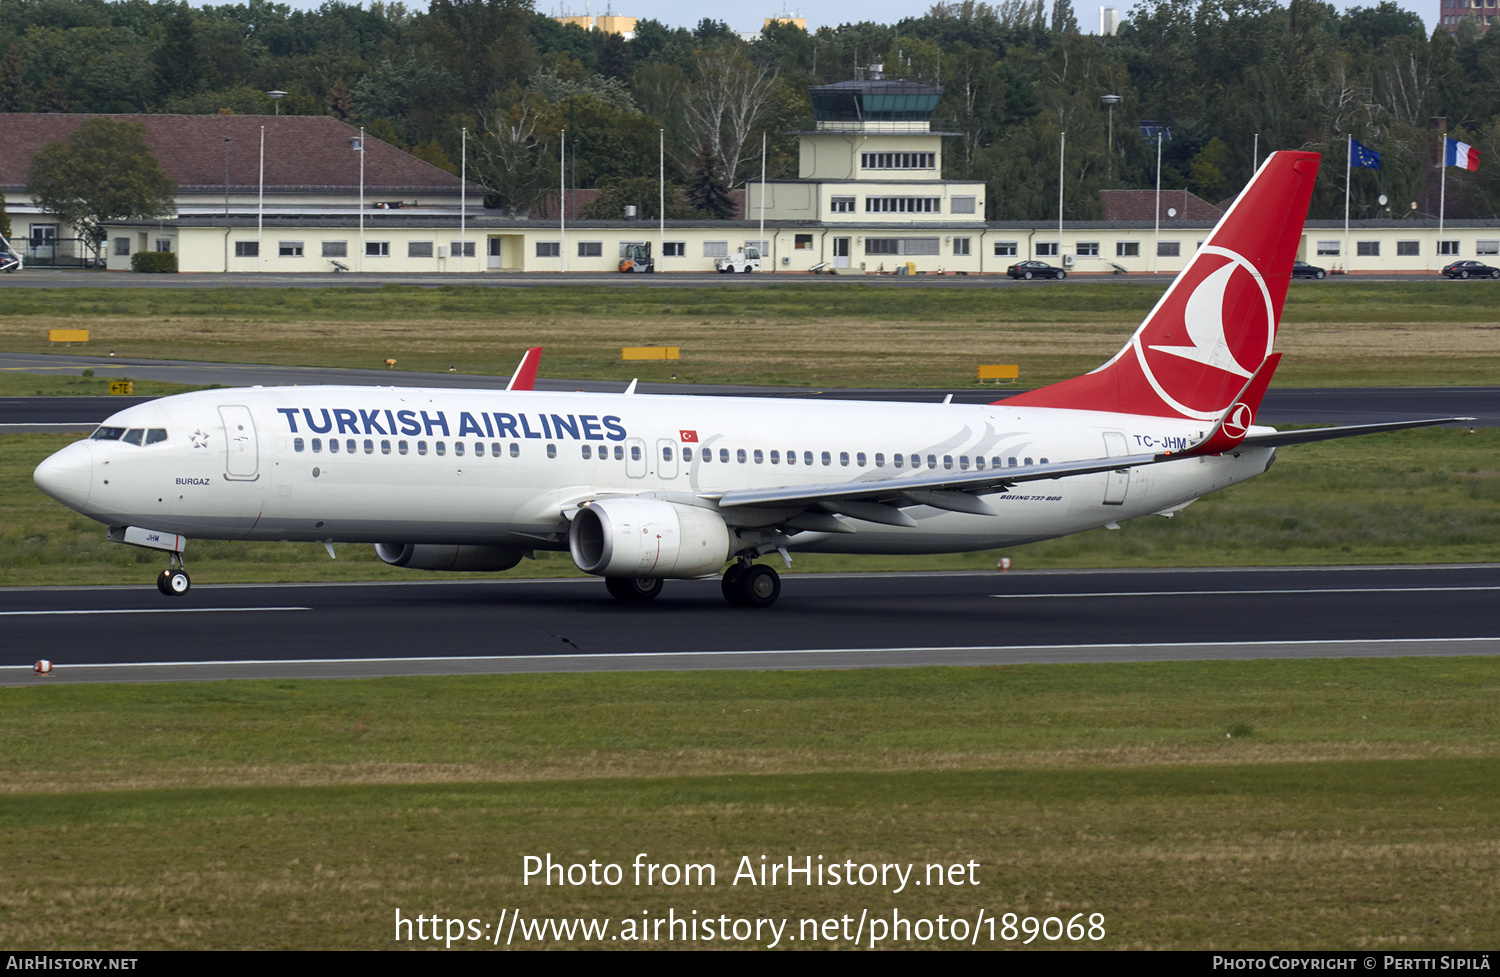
<box><xmin>156</xmin><ymin>553</ymin><xmax>190</xmax><ymax>596</ymax></box>
<box><xmin>601</xmin><ymin>562</ymin><xmax>783</xmax><ymax>607</ymax></box>
<box><xmin>721</xmin><ymin>561</ymin><xmax>781</xmax><ymax>608</ymax></box>
<box><xmin>605</xmin><ymin>576</ymin><xmax>663</xmax><ymax>601</ymax></box>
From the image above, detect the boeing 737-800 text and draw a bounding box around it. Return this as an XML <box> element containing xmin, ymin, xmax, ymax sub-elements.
<box><xmin>32</xmin><ymin>152</ymin><xmax>1468</xmax><ymax>606</ymax></box>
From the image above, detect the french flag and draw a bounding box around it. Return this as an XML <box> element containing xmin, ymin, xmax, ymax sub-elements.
<box><xmin>1446</xmin><ymin>137</ymin><xmax>1480</xmax><ymax>171</ymax></box>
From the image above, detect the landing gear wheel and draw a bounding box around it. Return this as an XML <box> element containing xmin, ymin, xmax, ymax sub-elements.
<box><xmin>606</xmin><ymin>576</ymin><xmax>663</xmax><ymax>601</ymax></box>
<box><xmin>732</xmin><ymin>564</ymin><xmax>780</xmax><ymax>608</ymax></box>
<box><xmin>157</xmin><ymin>569</ymin><xmax>190</xmax><ymax>596</ymax></box>
<box><xmin>721</xmin><ymin>564</ymin><xmax>746</xmax><ymax>606</ymax></box>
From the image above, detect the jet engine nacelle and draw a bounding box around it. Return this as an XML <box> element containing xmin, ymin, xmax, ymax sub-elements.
<box><xmin>374</xmin><ymin>543</ymin><xmax>524</xmax><ymax>572</ymax></box>
<box><xmin>569</xmin><ymin>497</ymin><xmax>732</xmax><ymax>578</ymax></box>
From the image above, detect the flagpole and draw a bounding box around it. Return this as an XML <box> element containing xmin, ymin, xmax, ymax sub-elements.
<box><xmin>460</xmin><ymin>127</ymin><xmax>466</xmax><ymax>274</ymax></box>
<box><xmin>358</xmin><ymin>126</ymin><xmax>365</xmax><ymax>273</ymax></box>
<box><xmin>1154</xmin><ymin>132</ymin><xmax>1162</xmax><ymax>275</ymax></box>
<box><xmin>560</xmin><ymin>129</ymin><xmax>566</xmax><ymax>275</ymax></box>
<box><xmin>1058</xmin><ymin>130</ymin><xmax>1065</xmax><ymax>265</ymax></box>
<box><xmin>1439</xmin><ymin>137</ymin><xmax>1447</xmax><ymax>273</ymax></box>
<box><xmin>759</xmin><ymin>131</ymin><xmax>767</xmax><ymax>274</ymax></box>
<box><xmin>1350</xmin><ymin>132</ymin><xmax>1362</xmax><ymax>271</ymax></box>
<box><xmin>659</xmin><ymin>128</ymin><xmax>665</xmax><ymax>268</ymax></box>
<box><xmin>258</xmin><ymin>125</ymin><xmax>264</xmax><ymax>273</ymax></box>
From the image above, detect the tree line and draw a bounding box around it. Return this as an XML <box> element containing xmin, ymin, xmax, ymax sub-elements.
<box><xmin>4</xmin><ymin>0</ymin><xmax>1499</xmax><ymax>220</ymax></box>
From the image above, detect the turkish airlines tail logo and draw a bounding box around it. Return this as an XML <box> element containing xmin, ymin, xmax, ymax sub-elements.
<box><xmin>1133</xmin><ymin>245</ymin><xmax>1274</xmax><ymax>420</ymax></box>
<box><xmin>1005</xmin><ymin>151</ymin><xmax>1320</xmax><ymax>420</ymax></box>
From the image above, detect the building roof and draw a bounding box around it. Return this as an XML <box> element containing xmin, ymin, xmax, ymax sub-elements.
<box><xmin>1101</xmin><ymin>189</ymin><xmax>1224</xmax><ymax>222</ymax></box>
<box><xmin>0</xmin><ymin>114</ymin><xmax>472</xmax><ymax>195</ymax></box>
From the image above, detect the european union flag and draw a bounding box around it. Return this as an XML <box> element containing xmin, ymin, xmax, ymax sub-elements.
<box><xmin>1351</xmin><ymin>138</ymin><xmax>1381</xmax><ymax>169</ymax></box>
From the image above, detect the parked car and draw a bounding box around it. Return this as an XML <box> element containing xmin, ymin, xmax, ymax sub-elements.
<box><xmin>1441</xmin><ymin>260</ymin><xmax>1500</xmax><ymax>279</ymax></box>
<box><xmin>1007</xmin><ymin>260</ymin><xmax>1065</xmax><ymax>280</ymax></box>
<box><xmin>1291</xmin><ymin>260</ymin><xmax>1327</xmax><ymax>279</ymax></box>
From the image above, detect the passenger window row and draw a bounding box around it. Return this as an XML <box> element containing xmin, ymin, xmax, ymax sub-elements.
<box><xmin>290</xmin><ymin>437</ymin><xmax>1050</xmax><ymax>471</ymax></box>
<box><xmin>669</xmin><ymin>445</ymin><xmax>1050</xmax><ymax>469</ymax></box>
<box><xmin>294</xmin><ymin>438</ymin><xmax>526</xmax><ymax>458</ymax></box>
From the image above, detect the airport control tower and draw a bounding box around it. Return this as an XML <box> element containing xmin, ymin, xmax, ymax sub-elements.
<box><xmin>748</xmin><ymin>71</ymin><xmax>986</xmax><ymax>269</ymax></box>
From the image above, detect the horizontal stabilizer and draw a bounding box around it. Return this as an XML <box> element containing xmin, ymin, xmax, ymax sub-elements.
<box><xmin>1239</xmin><ymin>417</ymin><xmax>1476</xmax><ymax>448</ymax></box>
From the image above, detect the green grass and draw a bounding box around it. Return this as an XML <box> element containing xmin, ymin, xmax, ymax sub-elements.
<box><xmin>0</xmin><ymin>279</ymin><xmax>1497</xmax><ymax>324</ymax></box>
<box><xmin>3</xmin><ymin>660</ymin><xmax>1498</xmax><ymax>949</ymax></box>
<box><xmin>3</xmin><ymin>281</ymin><xmax>1499</xmax><ymax>387</ymax></box>
<box><xmin>4</xmin><ymin>426</ymin><xmax>1496</xmax><ymax>586</ymax></box>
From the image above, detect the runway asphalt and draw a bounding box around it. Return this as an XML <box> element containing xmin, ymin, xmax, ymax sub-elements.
<box><xmin>6</xmin><ymin>565</ymin><xmax>1497</xmax><ymax>685</ymax></box>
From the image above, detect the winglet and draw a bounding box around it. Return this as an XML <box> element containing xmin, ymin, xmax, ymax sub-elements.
<box><xmin>1181</xmin><ymin>352</ymin><xmax>1281</xmax><ymax>456</ymax></box>
<box><xmin>506</xmin><ymin>346</ymin><xmax>543</xmax><ymax>391</ymax></box>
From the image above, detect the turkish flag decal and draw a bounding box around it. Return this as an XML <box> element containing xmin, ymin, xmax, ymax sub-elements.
<box><xmin>679</xmin><ymin>429</ymin><xmax>698</xmax><ymax>443</ymax></box>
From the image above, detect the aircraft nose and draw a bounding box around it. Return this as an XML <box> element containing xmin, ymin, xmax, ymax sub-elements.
<box><xmin>34</xmin><ymin>441</ymin><xmax>93</xmax><ymax>511</ymax></box>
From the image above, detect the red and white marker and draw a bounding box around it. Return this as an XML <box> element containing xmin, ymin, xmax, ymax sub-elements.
<box><xmin>34</xmin><ymin>660</ymin><xmax>53</xmax><ymax>675</ymax></box>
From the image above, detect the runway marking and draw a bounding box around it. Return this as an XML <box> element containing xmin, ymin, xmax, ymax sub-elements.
<box><xmin>990</xmin><ymin>586</ymin><xmax>1500</xmax><ymax>599</ymax></box>
<box><xmin>18</xmin><ymin>636</ymin><xmax>1500</xmax><ymax>670</ymax></box>
<box><xmin>0</xmin><ymin>607</ymin><xmax>309</xmax><ymax>616</ymax></box>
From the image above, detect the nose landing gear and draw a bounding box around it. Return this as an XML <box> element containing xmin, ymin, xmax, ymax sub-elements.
<box><xmin>156</xmin><ymin>553</ymin><xmax>190</xmax><ymax>596</ymax></box>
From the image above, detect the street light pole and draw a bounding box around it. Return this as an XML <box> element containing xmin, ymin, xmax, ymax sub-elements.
<box><xmin>1101</xmin><ymin>95</ymin><xmax>1121</xmax><ymax>183</ymax></box>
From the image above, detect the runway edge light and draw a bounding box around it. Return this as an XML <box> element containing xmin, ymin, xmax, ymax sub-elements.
<box><xmin>997</xmin><ymin>558</ymin><xmax>1013</xmax><ymax>571</ymax></box>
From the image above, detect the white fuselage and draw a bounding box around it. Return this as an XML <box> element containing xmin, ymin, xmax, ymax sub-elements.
<box><xmin>35</xmin><ymin>385</ymin><xmax>1275</xmax><ymax>558</ymax></box>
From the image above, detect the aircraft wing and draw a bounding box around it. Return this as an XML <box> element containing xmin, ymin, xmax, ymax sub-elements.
<box><xmin>715</xmin><ymin>368</ymin><xmax>1282</xmax><ymax>516</ymax></box>
<box><xmin>1236</xmin><ymin>417</ymin><xmax>1475</xmax><ymax>448</ymax></box>
<box><xmin>713</xmin><ymin>449</ymin><xmax>1167</xmax><ymax>517</ymax></box>
<box><xmin>714</xmin><ymin>414</ymin><xmax>1476</xmax><ymax>518</ymax></box>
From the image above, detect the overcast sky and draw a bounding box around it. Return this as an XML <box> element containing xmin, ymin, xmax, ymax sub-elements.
<box><xmin>260</xmin><ymin>1</ymin><xmax>1439</xmax><ymax>44</ymax></box>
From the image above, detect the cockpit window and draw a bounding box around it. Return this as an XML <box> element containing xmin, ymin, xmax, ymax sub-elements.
<box><xmin>91</xmin><ymin>427</ymin><xmax>126</xmax><ymax>441</ymax></box>
<box><xmin>144</xmin><ymin>428</ymin><xmax>167</xmax><ymax>445</ymax></box>
<box><xmin>122</xmin><ymin>429</ymin><xmax>145</xmax><ymax>446</ymax></box>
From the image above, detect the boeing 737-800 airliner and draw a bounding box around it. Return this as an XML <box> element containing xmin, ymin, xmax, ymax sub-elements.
<box><xmin>32</xmin><ymin>152</ymin><xmax>1468</xmax><ymax>606</ymax></box>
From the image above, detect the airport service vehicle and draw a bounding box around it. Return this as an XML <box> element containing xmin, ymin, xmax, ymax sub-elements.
<box><xmin>1006</xmin><ymin>260</ymin><xmax>1065</xmax><ymax>280</ymax></box>
<box><xmin>618</xmin><ymin>243</ymin><xmax>654</xmax><ymax>273</ymax></box>
<box><xmin>715</xmin><ymin>246</ymin><xmax>761</xmax><ymax>273</ymax></box>
<box><xmin>1291</xmin><ymin>261</ymin><xmax>1326</xmax><ymax>279</ymax></box>
<box><xmin>1441</xmin><ymin>260</ymin><xmax>1500</xmax><ymax>279</ymax></box>
<box><xmin>33</xmin><ymin>152</ymin><xmax>1468</xmax><ymax>607</ymax></box>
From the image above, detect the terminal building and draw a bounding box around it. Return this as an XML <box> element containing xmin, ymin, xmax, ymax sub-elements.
<box><xmin>5</xmin><ymin>86</ymin><xmax>1498</xmax><ymax>276</ymax></box>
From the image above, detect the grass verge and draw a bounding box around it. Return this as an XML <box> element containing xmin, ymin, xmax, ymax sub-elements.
<box><xmin>4</xmin><ymin>426</ymin><xmax>1496</xmax><ymax>586</ymax></box>
<box><xmin>2</xmin><ymin>659</ymin><xmax>1497</xmax><ymax>949</ymax></box>
<box><xmin>2</xmin><ymin>282</ymin><xmax>1499</xmax><ymax>388</ymax></box>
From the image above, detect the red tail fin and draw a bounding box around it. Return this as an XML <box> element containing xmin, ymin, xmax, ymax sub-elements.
<box><xmin>1005</xmin><ymin>151</ymin><xmax>1319</xmax><ymax>421</ymax></box>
